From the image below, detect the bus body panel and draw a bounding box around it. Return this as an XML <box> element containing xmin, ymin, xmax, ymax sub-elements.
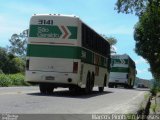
<box><xmin>26</xmin><ymin>15</ymin><xmax>80</xmax><ymax>86</ymax></box>
<box><xmin>28</xmin><ymin>57</ymin><xmax>73</xmax><ymax>72</ymax></box>
<box><xmin>25</xmin><ymin>14</ymin><xmax>111</xmax><ymax>92</ymax></box>
<box><xmin>80</xmin><ymin>62</ymin><xmax>109</xmax><ymax>88</ymax></box>
<box><xmin>109</xmin><ymin>72</ymin><xmax>128</xmax><ymax>83</ymax></box>
<box><xmin>109</xmin><ymin>54</ymin><xmax>136</xmax><ymax>88</ymax></box>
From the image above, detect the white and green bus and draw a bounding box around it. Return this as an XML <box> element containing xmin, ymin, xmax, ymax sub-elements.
<box><xmin>109</xmin><ymin>54</ymin><xmax>136</xmax><ymax>88</ymax></box>
<box><xmin>25</xmin><ymin>14</ymin><xmax>111</xmax><ymax>94</ymax></box>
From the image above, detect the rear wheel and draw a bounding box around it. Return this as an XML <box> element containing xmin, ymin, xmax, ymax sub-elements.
<box><xmin>39</xmin><ymin>83</ymin><xmax>54</xmax><ymax>94</ymax></box>
<box><xmin>98</xmin><ymin>87</ymin><xmax>104</xmax><ymax>92</ymax></box>
<box><xmin>69</xmin><ymin>87</ymin><xmax>75</xmax><ymax>92</ymax></box>
<box><xmin>90</xmin><ymin>73</ymin><xmax>95</xmax><ymax>91</ymax></box>
<box><xmin>85</xmin><ymin>72</ymin><xmax>91</xmax><ymax>94</ymax></box>
<box><xmin>129</xmin><ymin>85</ymin><xmax>133</xmax><ymax>89</ymax></box>
<box><xmin>124</xmin><ymin>84</ymin><xmax>129</xmax><ymax>89</ymax></box>
<box><xmin>108</xmin><ymin>83</ymin><xmax>114</xmax><ymax>88</ymax></box>
<box><xmin>39</xmin><ymin>84</ymin><xmax>47</xmax><ymax>94</ymax></box>
<box><xmin>98</xmin><ymin>75</ymin><xmax>106</xmax><ymax>92</ymax></box>
<box><xmin>47</xmin><ymin>87</ymin><xmax>54</xmax><ymax>94</ymax></box>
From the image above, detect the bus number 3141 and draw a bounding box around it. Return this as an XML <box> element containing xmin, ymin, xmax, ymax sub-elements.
<box><xmin>38</xmin><ymin>20</ymin><xmax>54</xmax><ymax>25</ymax></box>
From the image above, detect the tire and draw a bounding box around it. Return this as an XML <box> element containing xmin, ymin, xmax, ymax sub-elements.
<box><xmin>98</xmin><ymin>87</ymin><xmax>104</xmax><ymax>92</ymax></box>
<box><xmin>90</xmin><ymin>73</ymin><xmax>95</xmax><ymax>92</ymax></box>
<box><xmin>129</xmin><ymin>85</ymin><xmax>133</xmax><ymax>89</ymax></box>
<box><xmin>39</xmin><ymin>83</ymin><xmax>47</xmax><ymax>94</ymax></box>
<box><xmin>99</xmin><ymin>75</ymin><xmax>106</xmax><ymax>92</ymax></box>
<box><xmin>39</xmin><ymin>83</ymin><xmax>54</xmax><ymax>94</ymax></box>
<box><xmin>108</xmin><ymin>83</ymin><xmax>113</xmax><ymax>88</ymax></box>
<box><xmin>104</xmin><ymin>75</ymin><xmax>107</xmax><ymax>87</ymax></box>
<box><xmin>124</xmin><ymin>84</ymin><xmax>129</xmax><ymax>89</ymax></box>
<box><xmin>85</xmin><ymin>72</ymin><xmax>91</xmax><ymax>94</ymax></box>
<box><xmin>69</xmin><ymin>86</ymin><xmax>84</xmax><ymax>94</ymax></box>
<box><xmin>46</xmin><ymin>87</ymin><xmax>54</xmax><ymax>94</ymax></box>
<box><xmin>69</xmin><ymin>87</ymin><xmax>75</xmax><ymax>92</ymax></box>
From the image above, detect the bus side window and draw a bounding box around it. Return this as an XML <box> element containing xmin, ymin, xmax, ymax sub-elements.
<box><xmin>82</xmin><ymin>23</ymin><xmax>86</xmax><ymax>47</ymax></box>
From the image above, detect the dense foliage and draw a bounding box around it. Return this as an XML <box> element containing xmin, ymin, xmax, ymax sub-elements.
<box><xmin>115</xmin><ymin>0</ymin><xmax>150</xmax><ymax>16</ymax></box>
<box><xmin>115</xmin><ymin>0</ymin><xmax>160</xmax><ymax>81</ymax></box>
<box><xmin>0</xmin><ymin>73</ymin><xmax>29</xmax><ymax>87</ymax></box>
<box><xmin>0</xmin><ymin>47</ymin><xmax>25</xmax><ymax>74</ymax></box>
<box><xmin>134</xmin><ymin>3</ymin><xmax>160</xmax><ymax>79</ymax></box>
<box><xmin>8</xmin><ymin>29</ymin><xmax>28</xmax><ymax>56</ymax></box>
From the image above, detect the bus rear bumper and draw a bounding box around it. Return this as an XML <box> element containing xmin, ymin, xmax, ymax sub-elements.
<box><xmin>25</xmin><ymin>71</ymin><xmax>79</xmax><ymax>86</ymax></box>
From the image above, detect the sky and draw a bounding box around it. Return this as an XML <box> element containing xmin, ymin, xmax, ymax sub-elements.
<box><xmin>0</xmin><ymin>0</ymin><xmax>153</xmax><ymax>80</ymax></box>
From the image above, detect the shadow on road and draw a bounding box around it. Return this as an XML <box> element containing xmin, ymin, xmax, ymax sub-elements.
<box><xmin>133</xmin><ymin>88</ymin><xmax>150</xmax><ymax>91</ymax></box>
<box><xmin>108</xmin><ymin>87</ymin><xmax>150</xmax><ymax>91</ymax></box>
<box><xmin>27</xmin><ymin>90</ymin><xmax>113</xmax><ymax>99</ymax></box>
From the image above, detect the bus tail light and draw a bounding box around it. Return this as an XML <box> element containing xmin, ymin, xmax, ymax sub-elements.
<box><xmin>73</xmin><ymin>62</ymin><xmax>78</xmax><ymax>73</ymax></box>
<box><xmin>26</xmin><ymin>59</ymin><xmax>30</xmax><ymax>70</ymax></box>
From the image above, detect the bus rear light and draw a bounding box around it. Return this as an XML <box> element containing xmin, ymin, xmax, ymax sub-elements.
<box><xmin>26</xmin><ymin>59</ymin><xmax>30</xmax><ymax>70</ymax></box>
<box><xmin>73</xmin><ymin>62</ymin><xmax>78</xmax><ymax>73</ymax></box>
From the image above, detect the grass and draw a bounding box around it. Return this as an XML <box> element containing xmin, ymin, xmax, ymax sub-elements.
<box><xmin>150</xmin><ymin>103</ymin><xmax>157</xmax><ymax>113</ymax></box>
<box><xmin>0</xmin><ymin>73</ymin><xmax>30</xmax><ymax>87</ymax></box>
<box><xmin>144</xmin><ymin>93</ymin><xmax>150</xmax><ymax>100</ymax></box>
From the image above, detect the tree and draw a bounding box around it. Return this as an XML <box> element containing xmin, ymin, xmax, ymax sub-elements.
<box><xmin>101</xmin><ymin>34</ymin><xmax>117</xmax><ymax>45</ymax></box>
<box><xmin>134</xmin><ymin>3</ymin><xmax>160</xmax><ymax>79</ymax></box>
<box><xmin>105</xmin><ymin>37</ymin><xmax>117</xmax><ymax>46</ymax></box>
<box><xmin>0</xmin><ymin>47</ymin><xmax>9</xmax><ymax>73</ymax></box>
<box><xmin>0</xmin><ymin>47</ymin><xmax>25</xmax><ymax>74</ymax></box>
<box><xmin>116</xmin><ymin>0</ymin><xmax>160</xmax><ymax>79</ymax></box>
<box><xmin>115</xmin><ymin>0</ymin><xmax>160</xmax><ymax>16</ymax></box>
<box><xmin>102</xmin><ymin>35</ymin><xmax>117</xmax><ymax>54</ymax></box>
<box><xmin>9</xmin><ymin>57</ymin><xmax>25</xmax><ymax>74</ymax></box>
<box><xmin>8</xmin><ymin>29</ymin><xmax>28</xmax><ymax>56</ymax></box>
<box><xmin>115</xmin><ymin>0</ymin><xmax>148</xmax><ymax>16</ymax></box>
<box><xmin>115</xmin><ymin>0</ymin><xmax>160</xmax><ymax>80</ymax></box>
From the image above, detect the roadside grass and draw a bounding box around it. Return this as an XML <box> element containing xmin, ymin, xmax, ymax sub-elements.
<box><xmin>150</xmin><ymin>103</ymin><xmax>157</xmax><ymax>113</ymax></box>
<box><xmin>150</xmin><ymin>81</ymin><xmax>160</xmax><ymax>96</ymax></box>
<box><xmin>0</xmin><ymin>73</ymin><xmax>30</xmax><ymax>87</ymax></box>
<box><xmin>144</xmin><ymin>93</ymin><xmax>150</xmax><ymax>100</ymax></box>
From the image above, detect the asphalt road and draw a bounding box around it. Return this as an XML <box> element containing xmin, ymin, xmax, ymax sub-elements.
<box><xmin>0</xmin><ymin>86</ymin><xmax>149</xmax><ymax>114</ymax></box>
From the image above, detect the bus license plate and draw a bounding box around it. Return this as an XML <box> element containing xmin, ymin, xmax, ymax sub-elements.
<box><xmin>115</xmin><ymin>80</ymin><xmax>119</xmax><ymax>82</ymax></box>
<box><xmin>45</xmin><ymin>76</ymin><xmax>55</xmax><ymax>80</ymax></box>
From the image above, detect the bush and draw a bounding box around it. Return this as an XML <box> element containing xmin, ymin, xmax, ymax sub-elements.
<box><xmin>150</xmin><ymin>80</ymin><xmax>160</xmax><ymax>96</ymax></box>
<box><xmin>9</xmin><ymin>57</ymin><xmax>25</xmax><ymax>74</ymax></box>
<box><xmin>0</xmin><ymin>74</ymin><xmax>12</xmax><ymax>87</ymax></box>
<box><xmin>0</xmin><ymin>73</ymin><xmax>30</xmax><ymax>87</ymax></box>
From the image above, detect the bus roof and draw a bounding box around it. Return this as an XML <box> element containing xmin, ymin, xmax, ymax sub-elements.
<box><xmin>31</xmin><ymin>14</ymin><xmax>109</xmax><ymax>42</ymax></box>
<box><xmin>32</xmin><ymin>14</ymin><xmax>79</xmax><ymax>18</ymax></box>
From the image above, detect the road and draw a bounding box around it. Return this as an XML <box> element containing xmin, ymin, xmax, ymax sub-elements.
<box><xmin>0</xmin><ymin>86</ymin><xmax>149</xmax><ymax>114</ymax></box>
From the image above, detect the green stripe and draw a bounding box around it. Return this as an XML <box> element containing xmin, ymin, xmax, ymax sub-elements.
<box><xmin>29</xmin><ymin>25</ymin><xmax>62</xmax><ymax>38</ymax></box>
<box><xmin>111</xmin><ymin>59</ymin><xmax>128</xmax><ymax>64</ymax></box>
<box><xmin>67</xmin><ymin>26</ymin><xmax>78</xmax><ymax>39</ymax></box>
<box><xmin>27</xmin><ymin>44</ymin><xmax>108</xmax><ymax>68</ymax></box>
<box><xmin>27</xmin><ymin>44</ymin><xmax>81</xmax><ymax>59</ymax></box>
<box><xmin>111</xmin><ymin>67</ymin><xmax>129</xmax><ymax>73</ymax></box>
<box><xmin>29</xmin><ymin>25</ymin><xmax>77</xmax><ymax>39</ymax></box>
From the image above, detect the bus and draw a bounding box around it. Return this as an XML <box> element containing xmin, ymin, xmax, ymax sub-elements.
<box><xmin>109</xmin><ymin>54</ymin><xmax>136</xmax><ymax>88</ymax></box>
<box><xmin>25</xmin><ymin>14</ymin><xmax>111</xmax><ymax>94</ymax></box>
